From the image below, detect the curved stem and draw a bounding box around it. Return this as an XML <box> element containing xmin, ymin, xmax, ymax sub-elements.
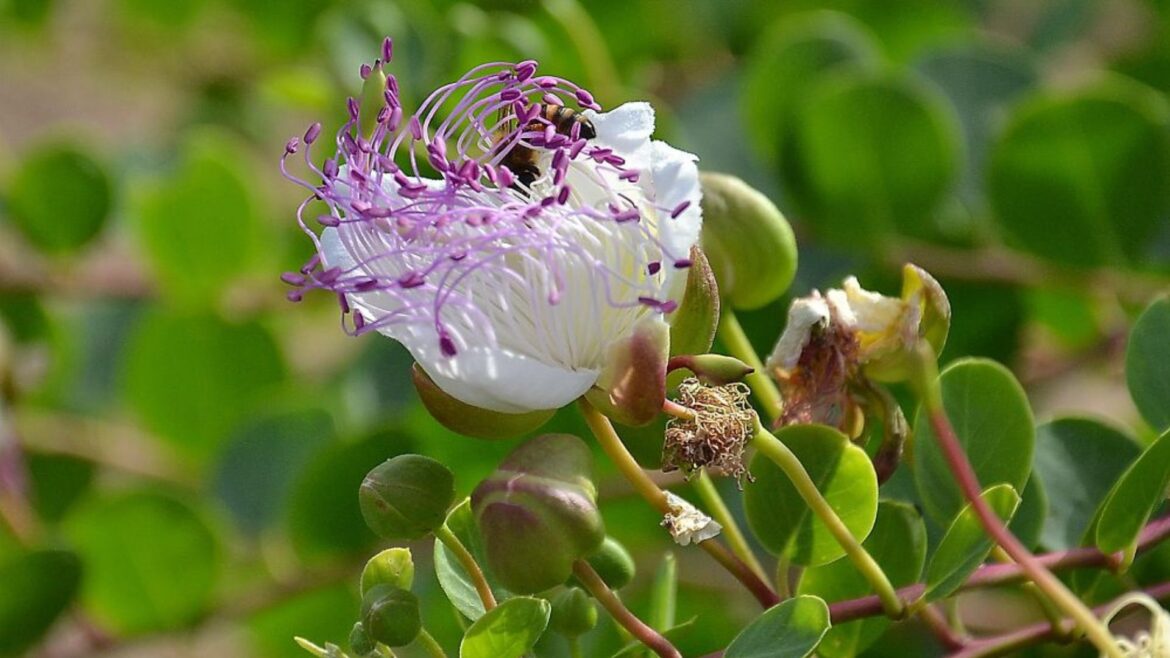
<box><xmin>718</xmin><ymin>310</ymin><xmax>783</xmax><ymax>420</ymax></box>
<box><xmin>415</xmin><ymin>629</ymin><xmax>448</xmax><ymax>658</ymax></box>
<box><xmin>433</xmin><ymin>524</ymin><xmax>497</xmax><ymax>612</ymax></box>
<box><xmin>569</xmin><ymin>636</ymin><xmax>584</xmax><ymax>658</ymax></box>
<box><xmin>691</xmin><ymin>469</ymin><xmax>769</xmax><ymax>584</ymax></box>
<box><xmin>751</xmin><ymin>420</ymin><xmax>904</xmax><ymax>618</ymax></box>
<box><xmin>914</xmin><ymin>345</ymin><xmax>1124</xmax><ymax>658</ymax></box>
<box><xmin>573</xmin><ymin>560</ymin><xmax>681</xmax><ymax>658</ymax></box>
<box><xmin>578</xmin><ymin>399</ymin><xmax>779</xmax><ymax>608</ymax></box>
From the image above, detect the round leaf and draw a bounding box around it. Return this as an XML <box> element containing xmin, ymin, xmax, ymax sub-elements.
<box><xmin>780</xmin><ymin>70</ymin><xmax>959</xmax><ymax>247</ymax></box>
<box><xmin>435</xmin><ymin>498</ymin><xmax>505</xmax><ymax>621</ymax></box>
<box><xmin>1033</xmin><ymin>417</ymin><xmax>1141</xmax><ymax>550</ymax></box>
<box><xmin>7</xmin><ymin>143</ymin><xmax>112</xmax><ymax>253</ymax></box>
<box><xmin>797</xmin><ymin>502</ymin><xmax>926</xmax><ymax>657</ymax></box>
<box><xmin>1127</xmin><ymin>298</ymin><xmax>1170</xmax><ymax>432</ymax></box>
<box><xmin>913</xmin><ymin>358</ymin><xmax>1035</xmax><ymax>526</ymax></box>
<box><xmin>0</xmin><ymin>550</ymin><xmax>82</xmax><ymax>655</ymax></box>
<box><xmin>459</xmin><ymin>596</ymin><xmax>551</xmax><ymax>658</ymax></box>
<box><xmin>122</xmin><ymin>310</ymin><xmax>285</xmax><ymax>459</ymax></box>
<box><xmin>925</xmin><ymin>484</ymin><xmax>1020</xmax><ymax>601</ymax></box>
<box><xmin>988</xmin><ymin>81</ymin><xmax>1170</xmax><ymax>267</ymax></box>
<box><xmin>64</xmin><ymin>490</ymin><xmax>220</xmax><ymax>634</ymax></box>
<box><xmin>724</xmin><ymin>595</ymin><xmax>831</xmax><ymax>658</ymax></box>
<box><xmin>1095</xmin><ymin>429</ymin><xmax>1170</xmax><ymax>558</ymax></box>
<box><xmin>745</xmin><ymin>424</ymin><xmax>879</xmax><ymax>567</ymax></box>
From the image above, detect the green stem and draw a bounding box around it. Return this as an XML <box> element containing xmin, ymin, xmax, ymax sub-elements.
<box><xmin>691</xmin><ymin>469</ymin><xmax>769</xmax><ymax>583</ymax></box>
<box><xmin>578</xmin><ymin>399</ymin><xmax>779</xmax><ymax>608</ymax></box>
<box><xmin>774</xmin><ymin>555</ymin><xmax>791</xmax><ymax>600</ymax></box>
<box><xmin>434</xmin><ymin>524</ymin><xmax>497</xmax><ymax>612</ymax></box>
<box><xmin>569</xmin><ymin>636</ymin><xmax>585</xmax><ymax>658</ymax></box>
<box><xmin>415</xmin><ymin>629</ymin><xmax>447</xmax><ymax>658</ymax></box>
<box><xmin>912</xmin><ymin>344</ymin><xmax>1124</xmax><ymax>658</ymax></box>
<box><xmin>574</xmin><ymin>560</ymin><xmax>681</xmax><ymax>658</ymax></box>
<box><xmin>751</xmin><ymin>420</ymin><xmax>905</xmax><ymax>618</ymax></box>
<box><xmin>718</xmin><ymin>310</ymin><xmax>783</xmax><ymax>421</ymax></box>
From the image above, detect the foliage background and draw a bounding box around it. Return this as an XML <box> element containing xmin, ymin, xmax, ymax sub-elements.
<box><xmin>0</xmin><ymin>0</ymin><xmax>1168</xmax><ymax>656</ymax></box>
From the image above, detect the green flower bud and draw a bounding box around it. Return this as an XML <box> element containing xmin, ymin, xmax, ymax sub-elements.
<box><xmin>584</xmin><ymin>536</ymin><xmax>636</xmax><ymax>590</ymax></box>
<box><xmin>585</xmin><ymin>315</ymin><xmax>670</xmax><ymax>426</ymax></box>
<box><xmin>471</xmin><ymin>434</ymin><xmax>605</xmax><ymax>593</ymax></box>
<box><xmin>549</xmin><ymin>587</ymin><xmax>598</xmax><ymax>638</ymax></box>
<box><xmin>668</xmin><ymin>353</ymin><xmax>754</xmax><ymax>385</ymax></box>
<box><xmin>699</xmin><ymin>172</ymin><xmax>798</xmax><ymax>310</ymax></box>
<box><xmin>669</xmin><ymin>246</ymin><xmax>721</xmax><ymax>357</ymax></box>
<box><xmin>359</xmin><ymin>455</ymin><xmax>454</xmax><ymax>540</ymax></box>
<box><xmin>412</xmin><ymin>365</ymin><xmax>555</xmax><ymax>440</ymax></box>
<box><xmin>360</xmin><ymin>584</ymin><xmax>422</xmax><ymax>648</ymax></box>
<box><xmin>349</xmin><ymin>622</ymin><xmax>376</xmax><ymax>656</ymax></box>
<box><xmin>361</xmin><ymin>547</ymin><xmax>415</xmax><ymax>594</ymax></box>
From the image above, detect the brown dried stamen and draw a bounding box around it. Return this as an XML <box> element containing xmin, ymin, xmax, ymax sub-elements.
<box><xmin>663</xmin><ymin>378</ymin><xmax>757</xmax><ymax>483</ymax></box>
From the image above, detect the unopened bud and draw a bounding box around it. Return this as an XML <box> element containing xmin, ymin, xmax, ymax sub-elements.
<box><xmin>669</xmin><ymin>246</ymin><xmax>721</xmax><ymax>357</ymax></box>
<box><xmin>585</xmin><ymin>315</ymin><xmax>670</xmax><ymax>426</ymax></box>
<box><xmin>413</xmin><ymin>365</ymin><xmax>554</xmax><ymax>440</ymax></box>
<box><xmin>349</xmin><ymin>622</ymin><xmax>376</xmax><ymax>656</ymax></box>
<box><xmin>584</xmin><ymin>536</ymin><xmax>636</xmax><ymax>590</ymax></box>
<box><xmin>359</xmin><ymin>455</ymin><xmax>454</xmax><ymax>540</ymax></box>
<box><xmin>699</xmin><ymin>172</ymin><xmax>798</xmax><ymax>310</ymax></box>
<box><xmin>360</xmin><ymin>584</ymin><xmax>421</xmax><ymax>647</ymax></box>
<box><xmin>550</xmin><ymin>587</ymin><xmax>598</xmax><ymax>638</ymax></box>
<box><xmin>668</xmin><ymin>354</ymin><xmax>754</xmax><ymax>385</ymax></box>
<box><xmin>361</xmin><ymin>547</ymin><xmax>415</xmax><ymax>594</ymax></box>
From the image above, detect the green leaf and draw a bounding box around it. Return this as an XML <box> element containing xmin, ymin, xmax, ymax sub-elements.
<box><xmin>1009</xmin><ymin>474</ymin><xmax>1048</xmax><ymax>551</ymax></box>
<box><xmin>742</xmin><ymin>10</ymin><xmax>880</xmax><ymax>165</ymax></box>
<box><xmin>27</xmin><ymin>453</ymin><xmax>95</xmax><ymax>523</ymax></box>
<box><xmin>780</xmin><ymin>70</ymin><xmax>959</xmax><ymax>247</ymax></box>
<box><xmin>1127</xmin><ymin>298</ymin><xmax>1170</xmax><ymax>432</ymax></box>
<box><xmin>1033</xmin><ymin>418</ymin><xmax>1141</xmax><ymax>550</ymax></box>
<box><xmin>648</xmin><ymin>552</ymin><xmax>677</xmax><ymax>632</ymax></box>
<box><xmin>64</xmin><ymin>490</ymin><xmax>220</xmax><ymax>634</ymax></box>
<box><xmin>122</xmin><ymin>310</ymin><xmax>285</xmax><ymax>459</ymax></box>
<box><xmin>133</xmin><ymin>129</ymin><xmax>265</xmax><ymax>306</ymax></box>
<box><xmin>434</xmin><ymin>498</ymin><xmax>509</xmax><ymax>621</ymax></box>
<box><xmin>913</xmin><ymin>358</ymin><xmax>1035</xmax><ymax>526</ymax></box>
<box><xmin>459</xmin><ymin>596</ymin><xmax>551</xmax><ymax>658</ymax></box>
<box><xmin>1095</xmin><ymin>429</ymin><xmax>1170</xmax><ymax>559</ymax></box>
<box><xmin>797</xmin><ymin>502</ymin><xmax>926</xmax><ymax>658</ymax></box>
<box><xmin>724</xmin><ymin>595</ymin><xmax>831</xmax><ymax>658</ymax></box>
<box><xmin>247</xmin><ymin>585</ymin><xmax>358</xmax><ymax>658</ymax></box>
<box><xmin>988</xmin><ymin>80</ymin><xmax>1170</xmax><ymax>267</ymax></box>
<box><xmin>211</xmin><ymin>409</ymin><xmax>334</xmax><ymax>535</ymax></box>
<box><xmin>6</xmin><ymin>142</ymin><xmax>112</xmax><ymax>253</ymax></box>
<box><xmin>924</xmin><ymin>484</ymin><xmax>1020</xmax><ymax>601</ymax></box>
<box><xmin>0</xmin><ymin>550</ymin><xmax>82</xmax><ymax>656</ymax></box>
<box><xmin>745</xmin><ymin>424</ymin><xmax>878</xmax><ymax>567</ymax></box>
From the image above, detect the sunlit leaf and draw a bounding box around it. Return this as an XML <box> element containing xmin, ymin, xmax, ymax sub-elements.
<box><xmin>0</xmin><ymin>550</ymin><xmax>81</xmax><ymax>656</ymax></box>
<box><xmin>724</xmin><ymin>595</ymin><xmax>830</xmax><ymax>658</ymax></box>
<box><xmin>7</xmin><ymin>142</ymin><xmax>112</xmax><ymax>253</ymax></box>
<box><xmin>459</xmin><ymin>596</ymin><xmax>550</xmax><ymax>658</ymax></box>
<box><xmin>925</xmin><ymin>484</ymin><xmax>1020</xmax><ymax>601</ymax></box>
<box><xmin>1127</xmin><ymin>298</ymin><xmax>1170</xmax><ymax>433</ymax></box>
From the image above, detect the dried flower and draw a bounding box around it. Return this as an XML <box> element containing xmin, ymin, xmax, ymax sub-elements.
<box><xmin>661</xmin><ymin>491</ymin><xmax>721</xmax><ymax>546</ymax></box>
<box><xmin>663</xmin><ymin>377</ymin><xmax>756</xmax><ymax>481</ymax></box>
<box><xmin>283</xmin><ymin>40</ymin><xmax>702</xmax><ymax>414</ymax></box>
<box><xmin>1102</xmin><ymin>594</ymin><xmax>1170</xmax><ymax>658</ymax></box>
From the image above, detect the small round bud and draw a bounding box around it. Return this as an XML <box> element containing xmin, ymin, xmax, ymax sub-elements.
<box><xmin>699</xmin><ymin>172</ymin><xmax>797</xmax><ymax>310</ymax></box>
<box><xmin>472</xmin><ymin>434</ymin><xmax>605</xmax><ymax>593</ymax></box>
<box><xmin>359</xmin><ymin>455</ymin><xmax>454</xmax><ymax>540</ymax></box>
<box><xmin>360</xmin><ymin>585</ymin><xmax>422</xmax><ymax>648</ymax></box>
<box><xmin>668</xmin><ymin>354</ymin><xmax>754</xmax><ymax>386</ymax></box>
<box><xmin>361</xmin><ymin>547</ymin><xmax>415</xmax><ymax>594</ymax></box>
<box><xmin>349</xmin><ymin>622</ymin><xmax>376</xmax><ymax>656</ymax></box>
<box><xmin>412</xmin><ymin>365</ymin><xmax>554</xmax><ymax>440</ymax></box>
<box><xmin>549</xmin><ymin>587</ymin><xmax>598</xmax><ymax>638</ymax></box>
<box><xmin>585</xmin><ymin>536</ymin><xmax>636</xmax><ymax>590</ymax></box>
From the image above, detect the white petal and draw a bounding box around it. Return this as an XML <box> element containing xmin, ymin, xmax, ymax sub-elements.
<box><xmin>587</xmin><ymin>101</ymin><xmax>655</xmax><ymax>155</ymax></box>
<box><xmin>320</xmin><ymin>227</ymin><xmax>354</xmax><ymax>271</ymax></box>
<box><xmin>389</xmin><ymin>322</ymin><xmax>599</xmax><ymax>414</ymax></box>
<box><xmin>648</xmin><ymin>140</ymin><xmax>702</xmax><ymax>266</ymax></box>
<box><xmin>662</xmin><ymin>491</ymin><xmax>722</xmax><ymax>546</ymax></box>
<box><xmin>766</xmin><ymin>296</ymin><xmax>831</xmax><ymax>372</ymax></box>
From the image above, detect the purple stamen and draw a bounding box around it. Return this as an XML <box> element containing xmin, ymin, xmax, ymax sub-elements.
<box><xmin>670</xmin><ymin>200</ymin><xmax>691</xmax><ymax>219</ymax></box>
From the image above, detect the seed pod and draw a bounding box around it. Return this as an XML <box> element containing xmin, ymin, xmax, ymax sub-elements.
<box><xmin>549</xmin><ymin>587</ymin><xmax>598</xmax><ymax>638</ymax></box>
<box><xmin>359</xmin><ymin>455</ymin><xmax>454</xmax><ymax>540</ymax></box>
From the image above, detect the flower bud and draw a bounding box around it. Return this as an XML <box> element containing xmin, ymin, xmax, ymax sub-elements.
<box><xmin>668</xmin><ymin>354</ymin><xmax>754</xmax><ymax>386</ymax></box>
<box><xmin>359</xmin><ymin>455</ymin><xmax>454</xmax><ymax>540</ymax></box>
<box><xmin>585</xmin><ymin>315</ymin><xmax>670</xmax><ymax>426</ymax></box>
<box><xmin>361</xmin><ymin>547</ymin><xmax>415</xmax><ymax>594</ymax></box>
<box><xmin>360</xmin><ymin>584</ymin><xmax>421</xmax><ymax>648</ymax></box>
<box><xmin>412</xmin><ymin>365</ymin><xmax>554</xmax><ymax>440</ymax></box>
<box><xmin>549</xmin><ymin>587</ymin><xmax>598</xmax><ymax>638</ymax></box>
<box><xmin>349</xmin><ymin>622</ymin><xmax>376</xmax><ymax>656</ymax></box>
<box><xmin>699</xmin><ymin>172</ymin><xmax>797</xmax><ymax>310</ymax></box>
<box><xmin>669</xmin><ymin>246</ymin><xmax>721</xmax><ymax>357</ymax></box>
<box><xmin>471</xmin><ymin>434</ymin><xmax>605</xmax><ymax>593</ymax></box>
<box><xmin>584</xmin><ymin>536</ymin><xmax>636</xmax><ymax>590</ymax></box>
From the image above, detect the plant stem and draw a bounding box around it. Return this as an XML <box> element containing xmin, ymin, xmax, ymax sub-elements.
<box><xmin>918</xmin><ymin>604</ymin><xmax>966</xmax><ymax>651</ymax></box>
<box><xmin>691</xmin><ymin>469</ymin><xmax>769</xmax><ymax>583</ymax></box>
<box><xmin>433</xmin><ymin>524</ymin><xmax>496</xmax><ymax>612</ymax></box>
<box><xmin>914</xmin><ymin>346</ymin><xmax>1125</xmax><ymax>658</ymax></box>
<box><xmin>751</xmin><ymin>420</ymin><xmax>904</xmax><ymax>618</ymax></box>
<box><xmin>569</xmin><ymin>636</ymin><xmax>584</xmax><ymax>658</ymax></box>
<box><xmin>415</xmin><ymin>629</ymin><xmax>448</xmax><ymax>658</ymax></box>
<box><xmin>717</xmin><ymin>310</ymin><xmax>783</xmax><ymax>420</ymax></box>
<box><xmin>573</xmin><ymin>560</ymin><xmax>681</xmax><ymax>658</ymax></box>
<box><xmin>578</xmin><ymin>399</ymin><xmax>779</xmax><ymax>607</ymax></box>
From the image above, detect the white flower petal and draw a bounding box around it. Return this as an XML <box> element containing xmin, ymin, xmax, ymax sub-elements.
<box><xmin>648</xmin><ymin>140</ymin><xmax>702</xmax><ymax>267</ymax></box>
<box><xmin>662</xmin><ymin>491</ymin><xmax>722</xmax><ymax>546</ymax></box>
<box><xmin>766</xmin><ymin>295</ymin><xmax>831</xmax><ymax>372</ymax></box>
<box><xmin>587</xmin><ymin>101</ymin><xmax>655</xmax><ymax>155</ymax></box>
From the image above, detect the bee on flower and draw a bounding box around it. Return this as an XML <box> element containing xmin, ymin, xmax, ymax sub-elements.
<box><xmin>281</xmin><ymin>38</ymin><xmax>702</xmax><ymax>419</ymax></box>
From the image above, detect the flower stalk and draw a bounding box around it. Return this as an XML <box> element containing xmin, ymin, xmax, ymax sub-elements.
<box><xmin>433</xmin><ymin>524</ymin><xmax>496</xmax><ymax>611</ymax></box>
<box><xmin>572</xmin><ymin>560</ymin><xmax>681</xmax><ymax>658</ymax></box>
<box><xmin>691</xmin><ymin>469</ymin><xmax>768</xmax><ymax>584</ymax></box>
<box><xmin>717</xmin><ymin>310</ymin><xmax>782</xmax><ymax>419</ymax></box>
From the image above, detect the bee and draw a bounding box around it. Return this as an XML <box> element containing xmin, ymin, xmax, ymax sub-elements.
<box><xmin>497</xmin><ymin>103</ymin><xmax>596</xmax><ymax>189</ymax></box>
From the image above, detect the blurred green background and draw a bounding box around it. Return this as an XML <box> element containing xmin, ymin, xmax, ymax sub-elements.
<box><xmin>0</xmin><ymin>0</ymin><xmax>1168</xmax><ymax>656</ymax></box>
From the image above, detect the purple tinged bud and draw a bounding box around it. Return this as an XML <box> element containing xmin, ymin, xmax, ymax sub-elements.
<box><xmin>382</xmin><ymin>37</ymin><xmax>394</xmax><ymax>62</ymax></box>
<box><xmin>671</xmin><ymin>200</ymin><xmax>691</xmax><ymax>219</ymax></box>
<box><xmin>647</xmin><ymin>261</ymin><xmax>662</xmax><ymax>275</ymax></box>
<box><xmin>304</xmin><ymin>122</ymin><xmax>322</xmax><ymax>144</ymax></box>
